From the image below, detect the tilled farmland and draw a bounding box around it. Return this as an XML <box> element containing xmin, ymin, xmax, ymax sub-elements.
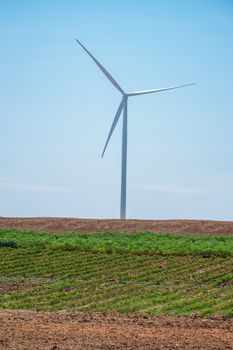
<box><xmin>0</xmin><ymin>218</ymin><xmax>233</xmax><ymax>349</ymax></box>
<box><xmin>1</xmin><ymin>217</ymin><xmax>233</xmax><ymax>235</ymax></box>
<box><xmin>0</xmin><ymin>250</ymin><xmax>232</xmax><ymax>315</ymax></box>
<box><xmin>0</xmin><ymin>310</ymin><xmax>233</xmax><ymax>350</ymax></box>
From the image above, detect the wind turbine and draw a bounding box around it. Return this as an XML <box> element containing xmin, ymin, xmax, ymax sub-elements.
<box><xmin>75</xmin><ymin>39</ymin><xmax>196</xmax><ymax>219</ymax></box>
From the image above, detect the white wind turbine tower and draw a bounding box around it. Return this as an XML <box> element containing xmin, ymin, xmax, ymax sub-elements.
<box><xmin>75</xmin><ymin>39</ymin><xmax>196</xmax><ymax>220</ymax></box>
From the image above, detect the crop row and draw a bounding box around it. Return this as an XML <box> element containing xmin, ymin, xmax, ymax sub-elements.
<box><xmin>0</xmin><ymin>246</ymin><xmax>232</xmax><ymax>317</ymax></box>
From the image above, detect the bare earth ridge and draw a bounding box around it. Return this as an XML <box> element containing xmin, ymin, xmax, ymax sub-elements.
<box><xmin>0</xmin><ymin>310</ymin><xmax>233</xmax><ymax>350</ymax></box>
<box><xmin>1</xmin><ymin>217</ymin><xmax>233</xmax><ymax>235</ymax></box>
<box><xmin>1</xmin><ymin>218</ymin><xmax>233</xmax><ymax>349</ymax></box>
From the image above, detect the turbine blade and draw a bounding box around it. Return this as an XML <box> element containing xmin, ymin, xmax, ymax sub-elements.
<box><xmin>101</xmin><ymin>98</ymin><xmax>125</xmax><ymax>158</ymax></box>
<box><xmin>128</xmin><ymin>83</ymin><xmax>197</xmax><ymax>97</ymax></box>
<box><xmin>75</xmin><ymin>39</ymin><xmax>124</xmax><ymax>94</ymax></box>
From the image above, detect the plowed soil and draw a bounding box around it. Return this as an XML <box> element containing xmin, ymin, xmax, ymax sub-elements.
<box><xmin>0</xmin><ymin>310</ymin><xmax>233</xmax><ymax>350</ymax></box>
<box><xmin>1</xmin><ymin>218</ymin><xmax>233</xmax><ymax>349</ymax></box>
<box><xmin>1</xmin><ymin>217</ymin><xmax>233</xmax><ymax>235</ymax></box>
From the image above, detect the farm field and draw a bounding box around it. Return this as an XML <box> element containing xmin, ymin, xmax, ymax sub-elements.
<box><xmin>0</xmin><ymin>219</ymin><xmax>233</xmax><ymax>349</ymax></box>
<box><xmin>1</xmin><ymin>217</ymin><xmax>233</xmax><ymax>235</ymax></box>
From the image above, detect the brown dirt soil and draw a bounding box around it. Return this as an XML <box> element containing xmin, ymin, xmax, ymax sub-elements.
<box><xmin>0</xmin><ymin>310</ymin><xmax>232</xmax><ymax>350</ymax></box>
<box><xmin>1</xmin><ymin>217</ymin><xmax>233</xmax><ymax>235</ymax></box>
<box><xmin>0</xmin><ymin>280</ymin><xmax>50</xmax><ymax>295</ymax></box>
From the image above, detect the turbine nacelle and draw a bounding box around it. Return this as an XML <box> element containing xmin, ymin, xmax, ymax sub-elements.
<box><xmin>75</xmin><ymin>38</ymin><xmax>197</xmax><ymax>219</ymax></box>
<box><xmin>101</xmin><ymin>82</ymin><xmax>197</xmax><ymax>158</ymax></box>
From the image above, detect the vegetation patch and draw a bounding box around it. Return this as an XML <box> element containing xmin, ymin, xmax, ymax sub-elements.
<box><xmin>0</xmin><ymin>229</ymin><xmax>232</xmax><ymax>317</ymax></box>
<box><xmin>1</xmin><ymin>229</ymin><xmax>233</xmax><ymax>256</ymax></box>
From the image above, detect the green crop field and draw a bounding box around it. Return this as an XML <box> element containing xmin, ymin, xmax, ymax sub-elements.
<box><xmin>0</xmin><ymin>229</ymin><xmax>232</xmax><ymax>317</ymax></box>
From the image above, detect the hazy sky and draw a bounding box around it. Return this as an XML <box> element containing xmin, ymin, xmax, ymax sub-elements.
<box><xmin>1</xmin><ymin>0</ymin><xmax>233</xmax><ymax>220</ymax></box>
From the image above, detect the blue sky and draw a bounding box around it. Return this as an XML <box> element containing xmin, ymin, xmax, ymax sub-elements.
<box><xmin>1</xmin><ymin>0</ymin><xmax>233</xmax><ymax>219</ymax></box>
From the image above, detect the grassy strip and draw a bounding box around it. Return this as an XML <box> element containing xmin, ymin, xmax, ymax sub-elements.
<box><xmin>1</xmin><ymin>229</ymin><xmax>233</xmax><ymax>257</ymax></box>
